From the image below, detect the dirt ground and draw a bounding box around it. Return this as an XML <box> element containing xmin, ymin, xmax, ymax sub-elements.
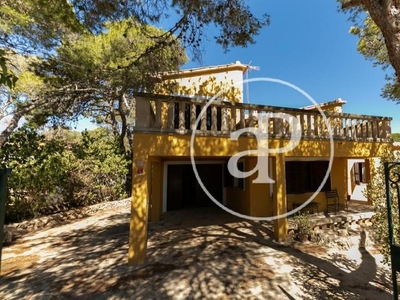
<box><xmin>0</xmin><ymin>200</ymin><xmax>394</xmax><ymax>300</ymax></box>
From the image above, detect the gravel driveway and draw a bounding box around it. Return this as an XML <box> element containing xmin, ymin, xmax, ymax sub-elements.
<box><xmin>0</xmin><ymin>200</ymin><xmax>393</xmax><ymax>299</ymax></box>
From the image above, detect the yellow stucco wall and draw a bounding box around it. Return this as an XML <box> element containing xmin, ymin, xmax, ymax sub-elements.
<box><xmin>226</xmin><ymin>186</ymin><xmax>250</xmax><ymax>215</ymax></box>
<box><xmin>156</xmin><ymin>63</ymin><xmax>247</xmax><ymax>103</ymax></box>
<box><xmin>132</xmin><ymin>133</ymin><xmax>392</xmax><ymax>159</ymax></box>
<box><xmin>248</xmin><ymin>156</ymin><xmax>273</xmax><ymax>217</ymax></box>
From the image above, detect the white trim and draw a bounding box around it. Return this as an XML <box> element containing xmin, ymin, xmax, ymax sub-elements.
<box><xmin>162</xmin><ymin>160</ymin><xmax>226</xmax><ymax>212</ymax></box>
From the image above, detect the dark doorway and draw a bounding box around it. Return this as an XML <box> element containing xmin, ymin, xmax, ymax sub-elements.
<box><xmin>354</xmin><ymin>162</ymin><xmax>366</xmax><ymax>184</ymax></box>
<box><xmin>167</xmin><ymin>164</ymin><xmax>223</xmax><ymax>210</ymax></box>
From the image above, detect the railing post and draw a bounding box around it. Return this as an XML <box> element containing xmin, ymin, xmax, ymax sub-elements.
<box><xmin>0</xmin><ymin>168</ymin><xmax>12</xmax><ymax>275</ymax></box>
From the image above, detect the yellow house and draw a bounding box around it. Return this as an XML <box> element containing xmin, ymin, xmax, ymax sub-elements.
<box><xmin>155</xmin><ymin>60</ymin><xmax>248</xmax><ymax>103</ymax></box>
<box><xmin>128</xmin><ymin>64</ymin><xmax>393</xmax><ymax>264</ymax></box>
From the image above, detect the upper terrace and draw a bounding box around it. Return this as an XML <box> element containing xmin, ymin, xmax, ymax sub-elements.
<box><xmin>134</xmin><ymin>94</ymin><xmax>392</xmax><ymax>142</ymax></box>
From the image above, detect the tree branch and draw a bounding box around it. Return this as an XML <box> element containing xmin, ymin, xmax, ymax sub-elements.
<box><xmin>341</xmin><ymin>0</ymin><xmax>364</xmax><ymax>9</ymax></box>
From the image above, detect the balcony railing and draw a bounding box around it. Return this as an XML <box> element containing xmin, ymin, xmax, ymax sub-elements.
<box><xmin>134</xmin><ymin>95</ymin><xmax>392</xmax><ymax>142</ymax></box>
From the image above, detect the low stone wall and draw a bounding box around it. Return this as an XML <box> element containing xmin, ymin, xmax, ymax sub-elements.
<box><xmin>288</xmin><ymin>211</ymin><xmax>376</xmax><ymax>250</ymax></box>
<box><xmin>3</xmin><ymin>198</ymin><xmax>131</xmax><ymax>244</ymax></box>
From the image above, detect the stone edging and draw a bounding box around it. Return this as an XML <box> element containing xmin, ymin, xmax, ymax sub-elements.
<box><xmin>3</xmin><ymin>198</ymin><xmax>131</xmax><ymax>244</ymax></box>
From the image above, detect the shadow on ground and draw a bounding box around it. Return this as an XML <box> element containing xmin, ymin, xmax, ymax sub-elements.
<box><xmin>0</xmin><ymin>205</ymin><xmax>392</xmax><ymax>299</ymax></box>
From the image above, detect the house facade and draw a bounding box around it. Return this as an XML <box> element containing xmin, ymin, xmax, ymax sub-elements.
<box><xmin>128</xmin><ymin>64</ymin><xmax>393</xmax><ymax>264</ymax></box>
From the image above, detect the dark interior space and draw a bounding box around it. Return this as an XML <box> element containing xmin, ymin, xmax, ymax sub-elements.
<box><xmin>167</xmin><ymin>164</ymin><xmax>223</xmax><ymax>210</ymax></box>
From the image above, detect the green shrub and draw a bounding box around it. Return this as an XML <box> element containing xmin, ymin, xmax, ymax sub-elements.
<box><xmin>293</xmin><ymin>212</ymin><xmax>313</xmax><ymax>241</ymax></box>
<box><xmin>69</xmin><ymin>128</ymin><xmax>128</xmax><ymax>206</ymax></box>
<box><xmin>364</xmin><ymin>151</ymin><xmax>400</xmax><ymax>264</ymax></box>
<box><xmin>0</xmin><ymin>127</ymin><xmax>128</xmax><ymax>223</ymax></box>
<box><xmin>0</xmin><ymin>127</ymin><xmax>76</xmax><ymax>222</ymax></box>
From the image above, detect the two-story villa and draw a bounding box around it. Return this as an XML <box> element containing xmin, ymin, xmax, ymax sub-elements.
<box><xmin>128</xmin><ymin>62</ymin><xmax>393</xmax><ymax>264</ymax></box>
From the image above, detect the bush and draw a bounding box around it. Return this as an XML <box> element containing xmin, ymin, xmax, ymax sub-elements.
<box><xmin>293</xmin><ymin>212</ymin><xmax>313</xmax><ymax>241</ymax></box>
<box><xmin>0</xmin><ymin>127</ymin><xmax>128</xmax><ymax>223</ymax></box>
<box><xmin>364</xmin><ymin>151</ymin><xmax>400</xmax><ymax>264</ymax></box>
<box><xmin>69</xmin><ymin>128</ymin><xmax>128</xmax><ymax>206</ymax></box>
<box><xmin>1</xmin><ymin>127</ymin><xmax>76</xmax><ymax>222</ymax></box>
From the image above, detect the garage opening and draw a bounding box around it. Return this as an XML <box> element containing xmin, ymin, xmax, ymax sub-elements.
<box><xmin>166</xmin><ymin>163</ymin><xmax>223</xmax><ymax>210</ymax></box>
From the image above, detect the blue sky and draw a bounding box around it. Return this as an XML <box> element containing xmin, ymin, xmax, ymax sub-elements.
<box><xmin>179</xmin><ymin>0</ymin><xmax>400</xmax><ymax>133</ymax></box>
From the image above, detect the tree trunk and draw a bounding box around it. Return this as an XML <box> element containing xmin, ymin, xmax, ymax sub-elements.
<box><xmin>0</xmin><ymin>111</ymin><xmax>25</xmax><ymax>147</ymax></box>
<box><xmin>366</xmin><ymin>0</ymin><xmax>400</xmax><ymax>82</ymax></box>
<box><xmin>342</xmin><ymin>0</ymin><xmax>400</xmax><ymax>83</ymax></box>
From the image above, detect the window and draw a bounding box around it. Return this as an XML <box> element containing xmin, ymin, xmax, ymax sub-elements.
<box><xmin>285</xmin><ymin>161</ymin><xmax>331</xmax><ymax>194</ymax></box>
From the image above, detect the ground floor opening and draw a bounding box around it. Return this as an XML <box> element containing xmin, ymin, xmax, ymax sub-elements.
<box><xmin>165</xmin><ymin>162</ymin><xmax>224</xmax><ymax>211</ymax></box>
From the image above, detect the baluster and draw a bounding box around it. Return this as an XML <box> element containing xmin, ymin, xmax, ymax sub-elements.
<box><xmin>221</xmin><ymin>107</ymin><xmax>228</xmax><ymax>132</ymax></box>
<box><xmin>356</xmin><ymin>119</ymin><xmax>361</xmax><ymax>138</ymax></box>
<box><xmin>387</xmin><ymin>120</ymin><xmax>392</xmax><ymax>139</ymax></box>
<box><xmin>351</xmin><ymin>119</ymin><xmax>356</xmax><ymax>139</ymax></box>
<box><xmin>373</xmin><ymin>120</ymin><xmax>378</xmax><ymax>139</ymax></box>
<box><xmin>380</xmin><ymin>119</ymin><xmax>390</xmax><ymax>139</ymax></box>
<box><xmin>299</xmin><ymin>113</ymin><xmax>305</xmax><ymax>136</ymax></box>
<box><xmin>179</xmin><ymin>102</ymin><xmax>185</xmax><ymax>131</ymax></box>
<box><xmin>190</xmin><ymin>103</ymin><xmax>197</xmax><ymax>130</ymax></box>
<box><xmin>258</xmin><ymin>111</ymin><xmax>267</xmax><ymax>133</ymax></box>
<box><xmin>211</xmin><ymin>105</ymin><xmax>218</xmax><ymax>132</ymax></box>
<box><xmin>230</xmin><ymin>107</ymin><xmax>237</xmax><ymax>131</ymax></box>
<box><xmin>167</xmin><ymin>101</ymin><xmax>175</xmax><ymax>129</ymax></box>
<box><xmin>274</xmin><ymin>113</ymin><xmax>283</xmax><ymax>136</ymax></box>
<box><xmin>240</xmin><ymin>109</ymin><xmax>245</xmax><ymax>129</ymax></box>
<box><xmin>314</xmin><ymin>115</ymin><xmax>319</xmax><ymax>136</ymax></box>
<box><xmin>361</xmin><ymin>120</ymin><xmax>367</xmax><ymax>138</ymax></box>
<box><xmin>306</xmin><ymin>114</ymin><xmax>311</xmax><ymax>138</ymax></box>
<box><xmin>160</xmin><ymin>101</ymin><xmax>168</xmax><ymax>129</ymax></box>
<box><xmin>338</xmin><ymin>117</ymin><xmax>344</xmax><ymax>138</ymax></box>
<box><xmin>333</xmin><ymin>116</ymin><xmax>340</xmax><ymax>137</ymax></box>
<box><xmin>201</xmin><ymin>104</ymin><xmax>207</xmax><ymax>131</ymax></box>
<box><xmin>248</xmin><ymin>109</ymin><xmax>254</xmax><ymax>128</ymax></box>
<box><xmin>154</xmin><ymin>100</ymin><xmax>162</xmax><ymax>129</ymax></box>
